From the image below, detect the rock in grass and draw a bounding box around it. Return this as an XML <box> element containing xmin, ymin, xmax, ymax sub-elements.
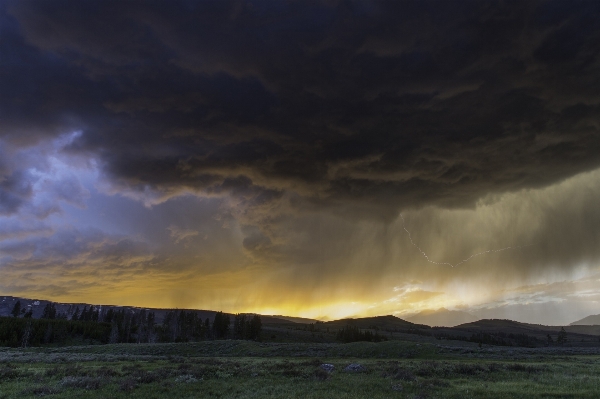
<box><xmin>320</xmin><ymin>363</ymin><xmax>335</xmax><ymax>373</ymax></box>
<box><xmin>344</xmin><ymin>363</ymin><xmax>366</xmax><ymax>372</ymax></box>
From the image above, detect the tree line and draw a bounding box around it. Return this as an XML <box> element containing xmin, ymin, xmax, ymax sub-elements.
<box><xmin>335</xmin><ymin>325</ymin><xmax>387</xmax><ymax>343</ymax></box>
<box><xmin>2</xmin><ymin>301</ymin><xmax>262</xmax><ymax>347</ymax></box>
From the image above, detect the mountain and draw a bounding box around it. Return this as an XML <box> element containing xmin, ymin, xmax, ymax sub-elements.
<box><xmin>570</xmin><ymin>314</ymin><xmax>600</xmax><ymax>326</ymax></box>
<box><xmin>0</xmin><ymin>295</ymin><xmax>310</xmax><ymax>327</ymax></box>
<box><xmin>5</xmin><ymin>295</ymin><xmax>600</xmax><ymax>347</ymax></box>
<box><xmin>265</xmin><ymin>315</ymin><xmax>317</xmax><ymax>324</ymax></box>
<box><xmin>0</xmin><ymin>296</ymin><xmax>87</xmax><ymax>319</ymax></box>
<box><xmin>405</xmin><ymin>308</ymin><xmax>478</xmax><ymax>327</ymax></box>
<box><xmin>0</xmin><ymin>295</ymin><xmax>223</xmax><ymax>324</ymax></box>
<box><xmin>324</xmin><ymin>315</ymin><xmax>428</xmax><ymax>330</ymax></box>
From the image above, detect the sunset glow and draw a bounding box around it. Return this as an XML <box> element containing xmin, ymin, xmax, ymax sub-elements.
<box><xmin>2</xmin><ymin>1</ymin><xmax>600</xmax><ymax>325</ymax></box>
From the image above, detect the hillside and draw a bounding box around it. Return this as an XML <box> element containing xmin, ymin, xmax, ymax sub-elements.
<box><xmin>405</xmin><ymin>308</ymin><xmax>478</xmax><ymax>327</ymax></box>
<box><xmin>5</xmin><ymin>295</ymin><xmax>600</xmax><ymax>348</ymax></box>
<box><xmin>456</xmin><ymin>319</ymin><xmax>600</xmax><ymax>336</ymax></box>
<box><xmin>324</xmin><ymin>315</ymin><xmax>429</xmax><ymax>331</ymax></box>
<box><xmin>264</xmin><ymin>315</ymin><xmax>317</xmax><ymax>324</ymax></box>
<box><xmin>0</xmin><ymin>296</ymin><xmax>219</xmax><ymax>324</ymax></box>
<box><xmin>570</xmin><ymin>314</ymin><xmax>600</xmax><ymax>326</ymax></box>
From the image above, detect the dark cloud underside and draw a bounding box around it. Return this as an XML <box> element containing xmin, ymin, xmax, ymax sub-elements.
<box><xmin>3</xmin><ymin>1</ymin><xmax>600</xmax><ymax>213</ymax></box>
<box><xmin>2</xmin><ymin>1</ymin><xmax>600</xmax><ymax>320</ymax></box>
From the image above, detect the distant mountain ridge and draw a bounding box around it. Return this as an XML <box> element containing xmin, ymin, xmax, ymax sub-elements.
<box><xmin>0</xmin><ymin>296</ymin><xmax>426</xmax><ymax>331</ymax></box>
<box><xmin>570</xmin><ymin>314</ymin><xmax>600</xmax><ymax>326</ymax></box>
<box><xmin>324</xmin><ymin>315</ymin><xmax>427</xmax><ymax>330</ymax></box>
<box><xmin>0</xmin><ymin>295</ymin><xmax>313</xmax><ymax>326</ymax></box>
<box><xmin>405</xmin><ymin>308</ymin><xmax>479</xmax><ymax>327</ymax></box>
<box><xmin>265</xmin><ymin>315</ymin><xmax>317</xmax><ymax>324</ymax></box>
<box><xmin>0</xmin><ymin>296</ymin><xmax>229</xmax><ymax>324</ymax></box>
<box><xmin>5</xmin><ymin>295</ymin><xmax>600</xmax><ymax>347</ymax></box>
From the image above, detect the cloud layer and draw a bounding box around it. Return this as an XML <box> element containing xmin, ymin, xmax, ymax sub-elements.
<box><xmin>1</xmin><ymin>1</ymin><xmax>600</xmax><ymax>322</ymax></box>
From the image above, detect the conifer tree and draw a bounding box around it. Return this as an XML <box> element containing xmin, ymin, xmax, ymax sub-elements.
<box><xmin>249</xmin><ymin>314</ymin><xmax>262</xmax><ymax>340</ymax></box>
<box><xmin>11</xmin><ymin>301</ymin><xmax>21</xmax><ymax>318</ymax></box>
<box><xmin>71</xmin><ymin>306</ymin><xmax>80</xmax><ymax>321</ymax></box>
<box><xmin>212</xmin><ymin>312</ymin><xmax>230</xmax><ymax>339</ymax></box>
<box><xmin>557</xmin><ymin>327</ymin><xmax>568</xmax><ymax>345</ymax></box>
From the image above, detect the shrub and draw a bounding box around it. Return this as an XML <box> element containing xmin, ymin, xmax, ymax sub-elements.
<box><xmin>21</xmin><ymin>385</ymin><xmax>60</xmax><ymax>396</ymax></box>
<box><xmin>506</xmin><ymin>363</ymin><xmax>545</xmax><ymax>374</ymax></box>
<box><xmin>0</xmin><ymin>365</ymin><xmax>23</xmax><ymax>380</ymax></box>
<box><xmin>454</xmin><ymin>363</ymin><xmax>485</xmax><ymax>375</ymax></box>
<box><xmin>95</xmin><ymin>366</ymin><xmax>121</xmax><ymax>378</ymax></box>
<box><xmin>175</xmin><ymin>374</ymin><xmax>199</xmax><ymax>383</ymax></box>
<box><xmin>392</xmin><ymin>368</ymin><xmax>416</xmax><ymax>381</ymax></box>
<box><xmin>119</xmin><ymin>378</ymin><xmax>138</xmax><ymax>391</ymax></box>
<box><xmin>314</xmin><ymin>368</ymin><xmax>329</xmax><ymax>381</ymax></box>
<box><xmin>301</xmin><ymin>358</ymin><xmax>323</xmax><ymax>367</ymax></box>
<box><xmin>60</xmin><ymin>376</ymin><xmax>103</xmax><ymax>390</ymax></box>
<box><xmin>418</xmin><ymin>378</ymin><xmax>451</xmax><ymax>388</ymax></box>
<box><xmin>415</xmin><ymin>361</ymin><xmax>444</xmax><ymax>378</ymax></box>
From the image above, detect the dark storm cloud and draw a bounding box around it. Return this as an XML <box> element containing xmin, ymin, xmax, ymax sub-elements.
<box><xmin>0</xmin><ymin>169</ymin><xmax>32</xmax><ymax>215</ymax></box>
<box><xmin>3</xmin><ymin>1</ymin><xmax>600</xmax><ymax>261</ymax></box>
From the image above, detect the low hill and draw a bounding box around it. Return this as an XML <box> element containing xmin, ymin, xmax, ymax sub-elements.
<box><xmin>324</xmin><ymin>315</ymin><xmax>429</xmax><ymax>331</ymax></box>
<box><xmin>0</xmin><ymin>296</ymin><xmax>301</xmax><ymax>328</ymax></box>
<box><xmin>264</xmin><ymin>315</ymin><xmax>317</xmax><ymax>324</ymax></box>
<box><xmin>454</xmin><ymin>319</ymin><xmax>542</xmax><ymax>331</ymax></box>
<box><xmin>5</xmin><ymin>295</ymin><xmax>600</xmax><ymax>348</ymax></box>
<box><xmin>454</xmin><ymin>319</ymin><xmax>600</xmax><ymax>336</ymax></box>
<box><xmin>570</xmin><ymin>314</ymin><xmax>600</xmax><ymax>326</ymax></box>
<box><xmin>405</xmin><ymin>308</ymin><xmax>478</xmax><ymax>327</ymax></box>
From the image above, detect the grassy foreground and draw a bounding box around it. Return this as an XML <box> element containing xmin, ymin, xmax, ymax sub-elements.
<box><xmin>0</xmin><ymin>340</ymin><xmax>599</xmax><ymax>398</ymax></box>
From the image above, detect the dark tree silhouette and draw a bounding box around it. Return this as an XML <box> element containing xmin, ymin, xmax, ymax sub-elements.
<box><xmin>212</xmin><ymin>311</ymin><xmax>230</xmax><ymax>339</ymax></box>
<box><xmin>336</xmin><ymin>325</ymin><xmax>386</xmax><ymax>343</ymax></box>
<box><xmin>11</xmin><ymin>301</ymin><xmax>21</xmax><ymax>318</ymax></box>
<box><xmin>234</xmin><ymin>314</ymin><xmax>247</xmax><ymax>339</ymax></box>
<box><xmin>41</xmin><ymin>303</ymin><xmax>57</xmax><ymax>319</ymax></box>
<box><xmin>249</xmin><ymin>314</ymin><xmax>262</xmax><ymax>340</ymax></box>
<box><xmin>557</xmin><ymin>327</ymin><xmax>567</xmax><ymax>345</ymax></box>
<box><xmin>71</xmin><ymin>306</ymin><xmax>80</xmax><ymax>321</ymax></box>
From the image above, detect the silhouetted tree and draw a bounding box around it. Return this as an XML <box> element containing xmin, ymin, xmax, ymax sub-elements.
<box><xmin>11</xmin><ymin>301</ymin><xmax>21</xmax><ymax>318</ymax></box>
<box><xmin>79</xmin><ymin>306</ymin><xmax>87</xmax><ymax>321</ymax></box>
<box><xmin>212</xmin><ymin>311</ymin><xmax>230</xmax><ymax>339</ymax></box>
<box><xmin>71</xmin><ymin>306</ymin><xmax>80</xmax><ymax>321</ymax></box>
<box><xmin>22</xmin><ymin>320</ymin><xmax>33</xmax><ymax>348</ymax></box>
<box><xmin>557</xmin><ymin>327</ymin><xmax>567</xmax><ymax>345</ymax></box>
<box><xmin>109</xmin><ymin>323</ymin><xmax>119</xmax><ymax>344</ymax></box>
<box><xmin>103</xmin><ymin>309</ymin><xmax>114</xmax><ymax>324</ymax></box>
<box><xmin>146</xmin><ymin>311</ymin><xmax>157</xmax><ymax>343</ymax></box>
<box><xmin>41</xmin><ymin>303</ymin><xmax>57</xmax><ymax>319</ymax></box>
<box><xmin>336</xmin><ymin>325</ymin><xmax>386</xmax><ymax>343</ymax></box>
<box><xmin>88</xmin><ymin>306</ymin><xmax>99</xmax><ymax>322</ymax></box>
<box><xmin>234</xmin><ymin>314</ymin><xmax>247</xmax><ymax>339</ymax></box>
<box><xmin>249</xmin><ymin>315</ymin><xmax>262</xmax><ymax>340</ymax></box>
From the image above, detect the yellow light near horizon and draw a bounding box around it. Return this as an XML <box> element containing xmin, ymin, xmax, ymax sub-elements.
<box><xmin>250</xmin><ymin>301</ymin><xmax>372</xmax><ymax>321</ymax></box>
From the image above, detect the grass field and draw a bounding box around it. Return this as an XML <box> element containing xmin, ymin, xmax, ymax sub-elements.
<box><xmin>1</xmin><ymin>340</ymin><xmax>599</xmax><ymax>398</ymax></box>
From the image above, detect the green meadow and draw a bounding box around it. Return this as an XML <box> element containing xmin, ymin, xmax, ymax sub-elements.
<box><xmin>1</xmin><ymin>340</ymin><xmax>598</xmax><ymax>398</ymax></box>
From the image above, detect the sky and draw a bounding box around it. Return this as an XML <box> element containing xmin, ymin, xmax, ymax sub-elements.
<box><xmin>1</xmin><ymin>1</ymin><xmax>600</xmax><ymax>325</ymax></box>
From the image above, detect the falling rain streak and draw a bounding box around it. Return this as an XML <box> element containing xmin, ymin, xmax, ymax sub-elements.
<box><xmin>400</xmin><ymin>214</ymin><xmax>532</xmax><ymax>268</ymax></box>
